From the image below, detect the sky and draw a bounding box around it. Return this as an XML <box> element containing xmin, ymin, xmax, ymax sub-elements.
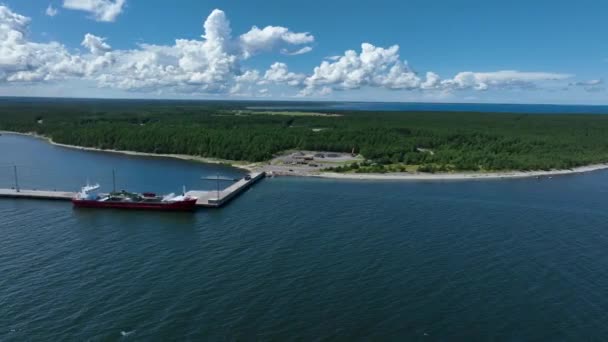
<box><xmin>0</xmin><ymin>0</ymin><xmax>607</xmax><ymax>104</ymax></box>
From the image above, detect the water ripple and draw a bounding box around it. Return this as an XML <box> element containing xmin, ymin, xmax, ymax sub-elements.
<box><xmin>3</xmin><ymin>136</ymin><xmax>608</xmax><ymax>340</ymax></box>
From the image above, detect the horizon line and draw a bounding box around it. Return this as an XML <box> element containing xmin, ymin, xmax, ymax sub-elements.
<box><xmin>1</xmin><ymin>95</ymin><xmax>608</xmax><ymax>108</ymax></box>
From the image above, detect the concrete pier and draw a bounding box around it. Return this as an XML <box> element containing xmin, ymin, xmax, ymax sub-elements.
<box><xmin>0</xmin><ymin>172</ymin><xmax>265</xmax><ymax>208</ymax></box>
<box><xmin>186</xmin><ymin>172</ymin><xmax>265</xmax><ymax>208</ymax></box>
<box><xmin>0</xmin><ymin>188</ymin><xmax>75</xmax><ymax>201</ymax></box>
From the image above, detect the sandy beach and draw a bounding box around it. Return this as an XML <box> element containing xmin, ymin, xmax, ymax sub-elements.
<box><xmin>4</xmin><ymin>131</ymin><xmax>608</xmax><ymax>181</ymax></box>
<box><xmin>315</xmin><ymin>164</ymin><xmax>608</xmax><ymax>181</ymax></box>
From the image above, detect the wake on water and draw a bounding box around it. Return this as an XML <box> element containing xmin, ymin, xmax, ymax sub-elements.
<box><xmin>121</xmin><ymin>330</ymin><xmax>135</xmax><ymax>337</ymax></box>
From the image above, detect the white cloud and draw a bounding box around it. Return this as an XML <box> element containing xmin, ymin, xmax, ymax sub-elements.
<box><xmin>262</xmin><ymin>62</ymin><xmax>306</xmax><ymax>87</ymax></box>
<box><xmin>82</xmin><ymin>33</ymin><xmax>111</xmax><ymax>55</ymax></box>
<box><xmin>440</xmin><ymin>70</ymin><xmax>571</xmax><ymax>91</ymax></box>
<box><xmin>302</xmin><ymin>43</ymin><xmax>421</xmax><ymax>93</ymax></box>
<box><xmin>0</xmin><ymin>5</ymin><xmax>105</xmax><ymax>82</ymax></box>
<box><xmin>46</xmin><ymin>5</ymin><xmax>59</xmax><ymax>17</ymax></box>
<box><xmin>319</xmin><ymin>86</ymin><xmax>332</xmax><ymax>96</ymax></box>
<box><xmin>281</xmin><ymin>46</ymin><xmax>313</xmax><ymax>56</ymax></box>
<box><xmin>95</xmin><ymin>9</ymin><xmax>241</xmax><ymax>93</ymax></box>
<box><xmin>0</xmin><ymin>5</ymin><xmax>579</xmax><ymax>100</ymax></box>
<box><xmin>236</xmin><ymin>70</ymin><xmax>260</xmax><ymax>84</ymax></box>
<box><xmin>62</xmin><ymin>0</ymin><xmax>126</xmax><ymax>22</ymax></box>
<box><xmin>239</xmin><ymin>25</ymin><xmax>313</xmax><ymax>58</ymax></box>
<box><xmin>90</xmin><ymin>9</ymin><xmax>315</xmax><ymax>94</ymax></box>
<box><xmin>229</xmin><ymin>70</ymin><xmax>261</xmax><ymax>95</ymax></box>
<box><xmin>295</xmin><ymin>44</ymin><xmax>572</xmax><ymax>95</ymax></box>
<box><xmin>202</xmin><ymin>9</ymin><xmax>232</xmax><ymax>50</ymax></box>
<box><xmin>421</xmin><ymin>72</ymin><xmax>440</xmax><ymax>89</ymax></box>
<box><xmin>0</xmin><ymin>6</ymin><xmax>312</xmax><ymax>96</ymax></box>
<box><xmin>93</xmin><ymin>9</ymin><xmax>315</xmax><ymax>95</ymax></box>
<box><xmin>570</xmin><ymin>79</ymin><xmax>602</xmax><ymax>86</ymax></box>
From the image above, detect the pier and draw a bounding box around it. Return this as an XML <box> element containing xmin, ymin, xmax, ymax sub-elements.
<box><xmin>186</xmin><ymin>172</ymin><xmax>265</xmax><ymax>208</ymax></box>
<box><xmin>0</xmin><ymin>172</ymin><xmax>265</xmax><ymax>209</ymax></box>
<box><xmin>0</xmin><ymin>188</ymin><xmax>75</xmax><ymax>201</ymax></box>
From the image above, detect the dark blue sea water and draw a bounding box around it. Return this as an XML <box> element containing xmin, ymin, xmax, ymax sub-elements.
<box><xmin>249</xmin><ymin>101</ymin><xmax>608</xmax><ymax>114</ymax></box>
<box><xmin>3</xmin><ymin>96</ymin><xmax>608</xmax><ymax>114</ymax></box>
<box><xmin>0</xmin><ymin>134</ymin><xmax>243</xmax><ymax>195</ymax></box>
<box><xmin>2</xmin><ymin>134</ymin><xmax>608</xmax><ymax>340</ymax></box>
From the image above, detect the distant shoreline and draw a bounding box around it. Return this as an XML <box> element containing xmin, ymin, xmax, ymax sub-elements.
<box><xmin>3</xmin><ymin>130</ymin><xmax>608</xmax><ymax>181</ymax></box>
<box><xmin>0</xmin><ymin>131</ymin><xmax>256</xmax><ymax>172</ymax></box>
<box><xmin>314</xmin><ymin>165</ymin><xmax>608</xmax><ymax>180</ymax></box>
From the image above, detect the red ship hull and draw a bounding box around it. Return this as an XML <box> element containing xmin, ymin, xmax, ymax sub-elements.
<box><xmin>72</xmin><ymin>198</ymin><xmax>198</xmax><ymax>211</ymax></box>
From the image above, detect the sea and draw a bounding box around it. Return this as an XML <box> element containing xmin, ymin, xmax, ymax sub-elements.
<box><xmin>247</xmin><ymin>101</ymin><xmax>608</xmax><ymax>114</ymax></box>
<box><xmin>3</xmin><ymin>96</ymin><xmax>608</xmax><ymax>114</ymax></box>
<box><xmin>2</xmin><ymin>114</ymin><xmax>608</xmax><ymax>340</ymax></box>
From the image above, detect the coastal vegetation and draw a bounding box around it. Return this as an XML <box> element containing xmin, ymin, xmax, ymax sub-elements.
<box><xmin>227</xmin><ymin>110</ymin><xmax>341</xmax><ymax>117</ymax></box>
<box><xmin>1</xmin><ymin>99</ymin><xmax>608</xmax><ymax>172</ymax></box>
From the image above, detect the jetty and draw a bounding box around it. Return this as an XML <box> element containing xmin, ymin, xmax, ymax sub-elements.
<box><xmin>186</xmin><ymin>172</ymin><xmax>265</xmax><ymax>208</ymax></box>
<box><xmin>0</xmin><ymin>172</ymin><xmax>265</xmax><ymax>209</ymax></box>
<box><xmin>0</xmin><ymin>188</ymin><xmax>75</xmax><ymax>201</ymax></box>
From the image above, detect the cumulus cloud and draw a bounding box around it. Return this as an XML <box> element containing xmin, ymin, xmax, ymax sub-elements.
<box><xmin>62</xmin><ymin>0</ymin><xmax>126</xmax><ymax>22</ymax></box>
<box><xmin>439</xmin><ymin>70</ymin><xmax>571</xmax><ymax>91</ymax></box>
<box><xmin>229</xmin><ymin>70</ymin><xmax>261</xmax><ymax>95</ymax></box>
<box><xmin>46</xmin><ymin>5</ymin><xmax>59</xmax><ymax>17</ymax></box>
<box><xmin>0</xmin><ymin>5</ymin><xmax>111</xmax><ymax>82</ymax></box>
<box><xmin>93</xmin><ymin>9</ymin><xmax>314</xmax><ymax>94</ymax></box>
<box><xmin>235</xmin><ymin>70</ymin><xmax>261</xmax><ymax>84</ymax></box>
<box><xmin>302</xmin><ymin>43</ymin><xmax>421</xmax><ymax>93</ymax></box>
<box><xmin>239</xmin><ymin>25</ymin><xmax>314</xmax><ymax>58</ymax></box>
<box><xmin>318</xmin><ymin>86</ymin><xmax>333</xmax><ymax>96</ymax></box>
<box><xmin>0</xmin><ymin>5</ymin><xmax>317</xmax><ymax>96</ymax></box>
<box><xmin>420</xmin><ymin>72</ymin><xmax>440</xmax><ymax>89</ymax></box>
<box><xmin>262</xmin><ymin>62</ymin><xmax>306</xmax><ymax>87</ymax></box>
<box><xmin>296</xmin><ymin>43</ymin><xmax>572</xmax><ymax>95</ymax></box>
<box><xmin>82</xmin><ymin>33</ymin><xmax>112</xmax><ymax>55</ymax></box>
<box><xmin>0</xmin><ymin>4</ymin><xmax>578</xmax><ymax>99</ymax></box>
<box><xmin>95</xmin><ymin>10</ymin><xmax>241</xmax><ymax>93</ymax></box>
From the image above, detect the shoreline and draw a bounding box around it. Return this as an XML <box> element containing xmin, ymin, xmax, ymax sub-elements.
<box><xmin>3</xmin><ymin>130</ymin><xmax>608</xmax><ymax>181</ymax></box>
<box><xmin>315</xmin><ymin>164</ymin><xmax>608</xmax><ymax>180</ymax></box>
<box><xmin>0</xmin><ymin>131</ymin><xmax>257</xmax><ymax>172</ymax></box>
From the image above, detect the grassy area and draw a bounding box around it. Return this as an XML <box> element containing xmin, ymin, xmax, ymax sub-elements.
<box><xmin>324</xmin><ymin>163</ymin><xmax>422</xmax><ymax>174</ymax></box>
<box><xmin>230</xmin><ymin>110</ymin><xmax>341</xmax><ymax>117</ymax></box>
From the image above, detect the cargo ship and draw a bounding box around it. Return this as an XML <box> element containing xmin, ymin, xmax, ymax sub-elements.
<box><xmin>72</xmin><ymin>183</ymin><xmax>198</xmax><ymax>211</ymax></box>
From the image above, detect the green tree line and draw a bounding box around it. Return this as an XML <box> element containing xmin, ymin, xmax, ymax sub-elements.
<box><xmin>1</xmin><ymin>99</ymin><xmax>608</xmax><ymax>172</ymax></box>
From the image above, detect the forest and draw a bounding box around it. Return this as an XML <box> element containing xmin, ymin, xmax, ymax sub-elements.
<box><xmin>1</xmin><ymin>98</ymin><xmax>608</xmax><ymax>172</ymax></box>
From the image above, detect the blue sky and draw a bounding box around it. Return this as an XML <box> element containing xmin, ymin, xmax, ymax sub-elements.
<box><xmin>0</xmin><ymin>0</ymin><xmax>606</xmax><ymax>104</ymax></box>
